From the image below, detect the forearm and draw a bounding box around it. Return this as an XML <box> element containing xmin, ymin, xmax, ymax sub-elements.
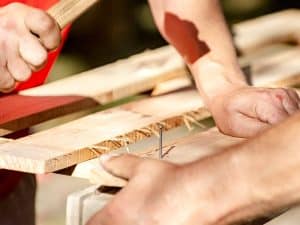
<box><xmin>186</xmin><ymin>112</ymin><xmax>300</xmax><ymax>224</ymax></box>
<box><xmin>148</xmin><ymin>0</ymin><xmax>247</xmax><ymax>105</ymax></box>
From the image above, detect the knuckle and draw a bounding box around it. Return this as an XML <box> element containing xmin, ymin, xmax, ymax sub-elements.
<box><xmin>34</xmin><ymin>11</ymin><xmax>56</xmax><ymax>32</ymax></box>
<box><xmin>275</xmin><ymin>88</ymin><xmax>288</xmax><ymax>97</ymax></box>
<box><xmin>0</xmin><ymin>77</ymin><xmax>14</xmax><ymax>90</ymax></box>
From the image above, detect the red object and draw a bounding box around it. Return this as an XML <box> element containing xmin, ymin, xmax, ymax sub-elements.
<box><xmin>0</xmin><ymin>94</ymin><xmax>93</xmax><ymax>126</ymax></box>
<box><xmin>0</xmin><ymin>0</ymin><xmax>70</xmax><ymax>198</ymax></box>
<box><xmin>0</xmin><ymin>0</ymin><xmax>70</xmax><ymax>91</ymax></box>
<box><xmin>164</xmin><ymin>13</ymin><xmax>210</xmax><ymax>64</ymax></box>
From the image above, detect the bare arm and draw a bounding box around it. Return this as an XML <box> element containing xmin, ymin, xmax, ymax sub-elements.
<box><xmin>148</xmin><ymin>0</ymin><xmax>300</xmax><ymax>138</ymax></box>
<box><xmin>148</xmin><ymin>0</ymin><xmax>246</xmax><ymax>101</ymax></box>
<box><xmin>210</xmin><ymin>112</ymin><xmax>300</xmax><ymax>223</ymax></box>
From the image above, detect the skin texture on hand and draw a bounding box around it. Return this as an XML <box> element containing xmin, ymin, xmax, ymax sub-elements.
<box><xmin>209</xmin><ymin>86</ymin><xmax>300</xmax><ymax>138</ymax></box>
<box><xmin>88</xmin><ymin>111</ymin><xmax>300</xmax><ymax>225</ymax></box>
<box><xmin>0</xmin><ymin>3</ymin><xmax>61</xmax><ymax>92</ymax></box>
<box><xmin>87</xmin><ymin>154</ymin><xmax>240</xmax><ymax>225</ymax></box>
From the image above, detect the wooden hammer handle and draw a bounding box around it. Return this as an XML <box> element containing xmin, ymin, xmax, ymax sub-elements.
<box><xmin>47</xmin><ymin>0</ymin><xmax>100</xmax><ymax>29</ymax></box>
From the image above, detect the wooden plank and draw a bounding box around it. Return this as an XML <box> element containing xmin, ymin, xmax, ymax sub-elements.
<box><xmin>151</xmin><ymin>76</ymin><xmax>193</xmax><ymax>96</ymax></box>
<box><xmin>74</xmin><ymin>128</ymin><xmax>242</xmax><ymax>186</ymax></box>
<box><xmin>251</xmin><ymin>48</ymin><xmax>300</xmax><ymax>87</ymax></box>
<box><xmin>264</xmin><ymin>206</ymin><xmax>300</xmax><ymax>225</ymax></box>
<box><xmin>0</xmin><ymin>90</ymin><xmax>210</xmax><ymax>173</ymax></box>
<box><xmin>3</xmin><ymin>46</ymin><xmax>300</xmax><ymax>137</ymax></box>
<box><xmin>0</xmin><ymin>46</ymin><xmax>186</xmax><ymax>136</ymax></box>
<box><xmin>234</xmin><ymin>9</ymin><xmax>300</xmax><ymax>54</ymax></box>
<box><xmin>20</xmin><ymin>46</ymin><xmax>185</xmax><ymax>100</ymax></box>
<box><xmin>0</xmin><ymin>95</ymin><xmax>97</xmax><ymax>136</ymax></box>
<box><xmin>151</xmin><ymin>44</ymin><xmax>294</xmax><ymax>97</ymax></box>
<box><xmin>1</xmin><ymin>45</ymin><xmax>300</xmax><ymax>173</ymax></box>
<box><xmin>2</xmin><ymin>8</ymin><xmax>300</xmax><ymax>136</ymax></box>
<box><xmin>48</xmin><ymin>0</ymin><xmax>101</xmax><ymax>29</ymax></box>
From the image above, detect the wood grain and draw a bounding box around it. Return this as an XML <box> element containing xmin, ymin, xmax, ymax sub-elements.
<box><xmin>48</xmin><ymin>0</ymin><xmax>101</xmax><ymax>29</ymax></box>
<box><xmin>74</xmin><ymin>128</ymin><xmax>243</xmax><ymax>186</ymax></box>
<box><xmin>2</xmin><ymin>46</ymin><xmax>299</xmax><ymax>137</ymax></box>
<box><xmin>1</xmin><ymin>45</ymin><xmax>300</xmax><ymax>173</ymax></box>
<box><xmin>0</xmin><ymin>89</ymin><xmax>209</xmax><ymax>173</ymax></box>
<box><xmin>234</xmin><ymin>9</ymin><xmax>300</xmax><ymax>54</ymax></box>
<box><xmin>0</xmin><ymin>46</ymin><xmax>186</xmax><ymax>136</ymax></box>
<box><xmin>21</xmin><ymin>46</ymin><xmax>185</xmax><ymax>101</ymax></box>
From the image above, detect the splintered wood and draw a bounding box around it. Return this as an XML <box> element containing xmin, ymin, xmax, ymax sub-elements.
<box><xmin>74</xmin><ymin>128</ymin><xmax>243</xmax><ymax>186</ymax></box>
<box><xmin>0</xmin><ymin>10</ymin><xmax>300</xmax><ymax>174</ymax></box>
<box><xmin>1</xmin><ymin>46</ymin><xmax>300</xmax><ymax>173</ymax></box>
<box><xmin>0</xmin><ymin>90</ymin><xmax>209</xmax><ymax>173</ymax></box>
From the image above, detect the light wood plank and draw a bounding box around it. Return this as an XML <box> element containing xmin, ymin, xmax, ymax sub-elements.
<box><xmin>151</xmin><ymin>76</ymin><xmax>193</xmax><ymax>96</ymax></box>
<box><xmin>20</xmin><ymin>46</ymin><xmax>185</xmax><ymax>102</ymax></box>
<box><xmin>2</xmin><ymin>44</ymin><xmax>297</xmax><ymax>137</ymax></box>
<box><xmin>48</xmin><ymin>0</ymin><xmax>101</xmax><ymax>29</ymax></box>
<box><xmin>264</xmin><ymin>206</ymin><xmax>300</xmax><ymax>225</ymax></box>
<box><xmin>0</xmin><ymin>46</ymin><xmax>186</xmax><ymax>136</ymax></box>
<box><xmin>1</xmin><ymin>45</ymin><xmax>300</xmax><ymax>173</ymax></box>
<box><xmin>2</xmin><ymin>10</ymin><xmax>298</xmax><ymax>137</ymax></box>
<box><xmin>252</xmin><ymin>48</ymin><xmax>300</xmax><ymax>87</ymax></box>
<box><xmin>0</xmin><ymin>90</ymin><xmax>210</xmax><ymax>173</ymax></box>
<box><xmin>234</xmin><ymin>9</ymin><xmax>300</xmax><ymax>54</ymax></box>
<box><xmin>74</xmin><ymin>128</ymin><xmax>242</xmax><ymax>186</ymax></box>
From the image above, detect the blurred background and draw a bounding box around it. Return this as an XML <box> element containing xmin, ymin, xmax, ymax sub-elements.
<box><xmin>38</xmin><ymin>1</ymin><xmax>300</xmax><ymax>225</ymax></box>
<box><xmin>49</xmin><ymin>0</ymin><xmax>300</xmax><ymax>81</ymax></box>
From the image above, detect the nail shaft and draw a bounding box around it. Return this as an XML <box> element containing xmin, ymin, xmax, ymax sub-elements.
<box><xmin>159</xmin><ymin>124</ymin><xmax>163</xmax><ymax>159</ymax></box>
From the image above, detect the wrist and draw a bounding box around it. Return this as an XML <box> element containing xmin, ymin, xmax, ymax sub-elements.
<box><xmin>190</xmin><ymin>55</ymin><xmax>248</xmax><ymax>105</ymax></box>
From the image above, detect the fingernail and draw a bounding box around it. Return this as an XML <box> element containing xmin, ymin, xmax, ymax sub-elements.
<box><xmin>100</xmin><ymin>153</ymin><xmax>122</xmax><ymax>163</ymax></box>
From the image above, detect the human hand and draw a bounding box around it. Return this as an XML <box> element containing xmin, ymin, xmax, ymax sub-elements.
<box><xmin>0</xmin><ymin>3</ymin><xmax>61</xmax><ymax>92</ymax></box>
<box><xmin>87</xmin><ymin>154</ymin><xmax>238</xmax><ymax>225</ymax></box>
<box><xmin>209</xmin><ymin>86</ymin><xmax>300</xmax><ymax>138</ymax></box>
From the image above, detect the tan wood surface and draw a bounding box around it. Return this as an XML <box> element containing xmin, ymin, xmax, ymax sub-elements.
<box><xmin>151</xmin><ymin>76</ymin><xmax>193</xmax><ymax>96</ymax></box>
<box><xmin>234</xmin><ymin>9</ymin><xmax>300</xmax><ymax>54</ymax></box>
<box><xmin>48</xmin><ymin>0</ymin><xmax>101</xmax><ymax>29</ymax></box>
<box><xmin>21</xmin><ymin>46</ymin><xmax>185</xmax><ymax>103</ymax></box>
<box><xmin>1</xmin><ymin>10</ymin><xmax>300</xmax><ymax>174</ymax></box>
<box><xmin>3</xmin><ymin>46</ymin><xmax>298</xmax><ymax>138</ymax></box>
<box><xmin>0</xmin><ymin>89</ymin><xmax>209</xmax><ymax>173</ymax></box>
<box><xmin>0</xmin><ymin>46</ymin><xmax>186</xmax><ymax>136</ymax></box>
<box><xmin>1</xmin><ymin>46</ymin><xmax>300</xmax><ymax>174</ymax></box>
<box><xmin>264</xmin><ymin>206</ymin><xmax>300</xmax><ymax>225</ymax></box>
<box><xmin>2</xmin><ymin>10</ymin><xmax>299</xmax><ymax>136</ymax></box>
<box><xmin>74</xmin><ymin>128</ymin><xmax>243</xmax><ymax>186</ymax></box>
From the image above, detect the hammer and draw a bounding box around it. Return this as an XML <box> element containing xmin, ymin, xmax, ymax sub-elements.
<box><xmin>47</xmin><ymin>0</ymin><xmax>101</xmax><ymax>29</ymax></box>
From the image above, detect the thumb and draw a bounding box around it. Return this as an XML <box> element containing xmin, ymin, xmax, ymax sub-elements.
<box><xmin>100</xmin><ymin>154</ymin><xmax>143</xmax><ymax>180</ymax></box>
